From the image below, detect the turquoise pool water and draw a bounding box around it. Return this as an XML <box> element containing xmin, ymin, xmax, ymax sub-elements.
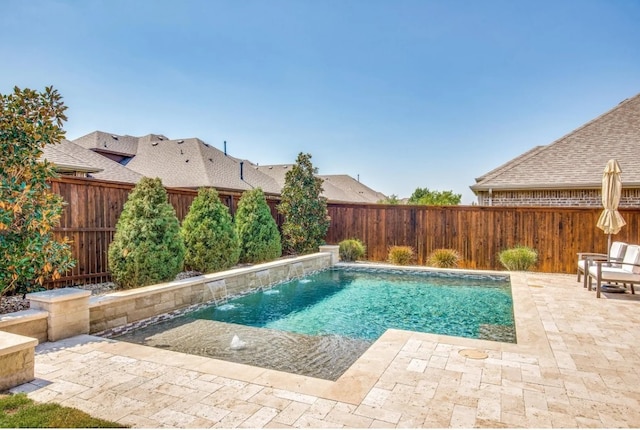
<box><xmin>191</xmin><ymin>267</ymin><xmax>515</xmax><ymax>341</ymax></box>
<box><xmin>114</xmin><ymin>267</ymin><xmax>514</xmax><ymax>380</ymax></box>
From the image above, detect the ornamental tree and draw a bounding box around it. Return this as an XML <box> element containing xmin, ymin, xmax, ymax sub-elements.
<box><xmin>0</xmin><ymin>86</ymin><xmax>75</xmax><ymax>296</ymax></box>
<box><xmin>408</xmin><ymin>187</ymin><xmax>461</xmax><ymax>205</ymax></box>
<box><xmin>277</xmin><ymin>152</ymin><xmax>330</xmax><ymax>255</ymax></box>
<box><xmin>181</xmin><ymin>187</ymin><xmax>240</xmax><ymax>273</ymax></box>
<box><xmin>108</xmin><ymin>177</ymin><xmax>185</xmax><ymax>288</ymax></box>
<box><xmin>235</xmin><ymin>187</ymin><xmax>281</xmax><ymax>264</ymax></box>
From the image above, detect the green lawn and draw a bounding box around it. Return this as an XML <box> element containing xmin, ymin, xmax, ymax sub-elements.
<box><xmin>0</xmin><ymin>393</ymin><xmax>126</xmax><ymax>428</ymax></box>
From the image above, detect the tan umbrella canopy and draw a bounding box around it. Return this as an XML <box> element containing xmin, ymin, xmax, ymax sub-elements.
<box><xmin>596</xmin><ymin>159</ymin><xmax>626</xmax><ymax>252</ymax></box>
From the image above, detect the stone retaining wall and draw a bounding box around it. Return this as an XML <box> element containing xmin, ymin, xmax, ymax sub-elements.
<box><xmin>89</xmin><ymin>252</ymin><xmax>333</xmax><ymax>334</ymax></box>
<box><xmin>0</xmin><ymin>310</ymin><xmax>48</xmax><ymax>343</ymax></box>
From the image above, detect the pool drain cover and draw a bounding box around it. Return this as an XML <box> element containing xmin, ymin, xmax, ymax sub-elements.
<box><xmin>459</xmin><ymin>349</ymin><xmax>488</xmax><ymax>359</ymax></box>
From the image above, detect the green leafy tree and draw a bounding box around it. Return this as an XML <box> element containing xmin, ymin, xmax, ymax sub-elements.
<box><xmin>377</xmin><ymin>194</ymin><xmax>401</xmax><ymax>205</ymax></box>
<box><xmin>108</xmin><ymin>177</ymin><xmax>185</xmax><ymax>289</ymax></box>
<box><xmin>408</xmin><ymin>187</ymin><xmax>461</xmax><ymax>205</ymax></box>
<box><xmin>0</xmin><ymin>86</ymin><xmax>75</xmax><ymax>296</ymax></box>
<box><xmin>181</xmin><ymin>187</ymin><xmax>240</xmax><ymax>273</ymax></box>
<box><xmin>277</xmin><ymin>152</ymin><xmax>330</xmax><ymax>255</ymax></box>
<box><xmin>235</xmin><ymin>188</ymin><xmax>281</xmax><ymax>263</ymax></box>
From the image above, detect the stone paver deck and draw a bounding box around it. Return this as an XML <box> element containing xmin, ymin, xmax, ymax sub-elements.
<box><xmin>11</xmin><ymin>271</ymin><xmax>640</xmax><ymax>428</ymax></box>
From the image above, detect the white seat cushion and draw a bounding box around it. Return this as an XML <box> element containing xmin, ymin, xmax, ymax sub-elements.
<box><xmin>622</xmin><ymin>245</ymin><xmax>640</xmax><ymax>274</ymax></box>
<box><xmin>588</xmin><ymin>265</ymin><xmax>640</xmax><ymax>283</ymax></box>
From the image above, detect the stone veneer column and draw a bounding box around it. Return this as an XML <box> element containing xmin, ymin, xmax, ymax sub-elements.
<box><xmin>319</xmin><ymin>245</ymin><xmax>340</xmax><ymax>265</ymax></box>
<box><xmin>0</xmin><ymin>331</ymin><xmax>38</xmax><ymax>390</ymax></box>
<box><xmin>27</xmin><ymin>288</ymin><xmax>90</xmax><ymax>341</ymax></box>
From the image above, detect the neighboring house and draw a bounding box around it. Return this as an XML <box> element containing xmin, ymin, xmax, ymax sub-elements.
<box><xmin>70</xmin><ymin>131</ymin><xmax>387</xmax><ymax>202</ymax></box>
<box><xmin>255</xmin><ymin>164</ymin><xmax>386</xmax><ymax>203</ymax></box>
<box><xmin>471</xmin><ymin>92</ymin><xmax>640</xmax><ymax>207</ymax></box>
<box><xmin>41</xmin><ymin>139</ymin><xmax>143</xmax><ymax>183</ymax></box>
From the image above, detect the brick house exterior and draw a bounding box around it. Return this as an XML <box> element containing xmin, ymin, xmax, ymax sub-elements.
<box><xmin>471</xmin><ymin>93</ymin><xmax>640</xmax><ymax>207</ymax></box>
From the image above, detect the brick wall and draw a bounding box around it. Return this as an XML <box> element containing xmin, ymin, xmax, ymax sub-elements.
<box><xmin>476</xmin><ymin>189</ymin><xmax>640</xmax><ymax>207</ymax></box>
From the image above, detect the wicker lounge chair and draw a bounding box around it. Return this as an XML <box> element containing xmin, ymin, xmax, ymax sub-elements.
<box><xmin>587</xmin><ymin>244</ymin><xmax>640</xmax><ymax>298</ymax></box>
<box><xmin>577</xmin><ymin>241</ymin><xmax>627</xmax><ymax>289</ymax></box>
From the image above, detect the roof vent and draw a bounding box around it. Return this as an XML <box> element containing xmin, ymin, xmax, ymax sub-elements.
<box><xmin>186</xmin><ymin>159</ymin><xmax>189</xmax><ymax>163</ymax></box>
<box><xmin>209</xmin><ymin>158</ymin><xmax>213</xmax><ymax>162</ymax></box>
<box><xmin>103</xmin><ymin>143</ymin><xmax>107</xmax><ymax>147</ymax></box>
<box><xmin>111</xmin><ymin>135</ymin><xmax>118</xmax><ymax>140</ymax></box>
<box><xmin>177</xmin><ymin>140</ymin><xmax>184</xmax><ymax>144</ymax></box>
<box><xmin>151</xmin><ymin>142</ymin><xmax>158</xmax><ymax>146</ymax></box>
<box><xmin>180</xmin><ymin>149</ymin><xmax>184</xmax><ymax>155</ymax></box>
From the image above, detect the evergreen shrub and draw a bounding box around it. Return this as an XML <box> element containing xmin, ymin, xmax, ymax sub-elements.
<box><xmin>235</xmin><ymin>188</ymin><xmax>281</xmax><ymax>264</ymax></box>
<box><xmin>181</xmin><ymin>187</ymin><xmax>240</xmax><ymax>273</ymax></box>
<box><xmin>0</xmin><ymin>86</ymin><xmax>75</xmax><ymax>296</ymax></box>
<box><xmin>108</xmin><ymin>177</ymin><xmax>185</xmax><ymax>289</ymax></box>
<box><xmin>277</xmin><ymin>153</ymin><xmax>330</xmax><ymax>255</ymax></box>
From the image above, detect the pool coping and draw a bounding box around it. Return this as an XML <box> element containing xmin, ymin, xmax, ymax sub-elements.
<box><xmin>89</xmin><ymin>264</ymin><xmax>548</xmax><ymax>405</ymax></box>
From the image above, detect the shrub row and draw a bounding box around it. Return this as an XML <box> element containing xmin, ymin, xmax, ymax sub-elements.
<box><xmin>108</xmin><ymin>179</ymin><xmax>282</xmax><ymax>289</ymax></box>
<box><xmin>338</xmin><ymin>239</ymin><xmax>538</xmax><ymax>271</ymax></box>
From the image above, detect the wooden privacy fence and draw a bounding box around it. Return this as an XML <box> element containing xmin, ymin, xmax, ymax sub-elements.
<box><xmin>48</xmin><ymin>176</ymin><xmax>282</xmax><ymax>287</ymax></box>
<box><xmin>325</xmin><ymin>203</ymin><xmax>640</xmax><ymax>273</ymax></box>
<box><xmin>47</xmin><ymin>176</ymin><xmax>640</xmax><ymax>286</ymax></box>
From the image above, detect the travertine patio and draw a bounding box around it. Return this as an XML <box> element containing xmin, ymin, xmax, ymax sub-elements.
<box><xmin>11</xmin><ymin>271</ymin><xmax>640</xmax><ymax>428</ymax></box>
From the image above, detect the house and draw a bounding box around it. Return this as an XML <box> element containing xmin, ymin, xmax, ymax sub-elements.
<box><xmin>41</xmin><ymin>139</ymin><xmax>143</xmax><ymax>183</ymax></box>
<box><xmin>471</xmin><ymin>93</ymin><xmax>640</xmax><ymax>207</ymax></box>
<box><xmin>69</xmin><ymin>131</ymin><xmax>387</xmax><ymax>202</ymax></box>
<box><xmin>255</xmin><ymin>164</ymin><xmax>386</xmax><ymax>203</ymax></box>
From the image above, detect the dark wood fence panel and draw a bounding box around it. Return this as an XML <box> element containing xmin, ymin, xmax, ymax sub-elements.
<box><xmin>325</xmin><ymin>203</ymin><xmax>640</xmax><ymax>273</ymax></box>
<box><xmin>46</xmin><ymin>177</ymin><xmax>640</xmax><ymax>286</ymax></box>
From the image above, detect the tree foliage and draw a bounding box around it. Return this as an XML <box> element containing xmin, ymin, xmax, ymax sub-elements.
<box><xmin>108</xmin><ymin>177</ymin><xmax>185</xmax><ymax>288</ymax></box>
<box><xmin>235</xmin><ymin>188</ymin><xmax>281</xmax><ymax>264</ymax></box>
<box><xmin>277</xmin><ymin>153</ymin><xmax>330</xmax><ymax>255</ymax></box>
<box><xmin>408</xmin><ymin>187</ymin><xmax>461</xmax><ymax>205</ymax></box>
<box><xmin>181</xmin><ymin>187</ymin><xmax>240</xmax><ymax>273</ymax></box>
<box><xmin>377</xmin><ymin>194</ymin><xmax>401</xmax><ymax>205</ymax></box>
<box><xmin>0</xmin><ymin>86</ymin><xmax>75</xmax><ymax>296</ymax></box>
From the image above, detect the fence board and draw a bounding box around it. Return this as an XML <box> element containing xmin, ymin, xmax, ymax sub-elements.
<box><xmin>45</xmin><ymin>177</ymin><xmax>640</xmax><ymax>287</ymax></box>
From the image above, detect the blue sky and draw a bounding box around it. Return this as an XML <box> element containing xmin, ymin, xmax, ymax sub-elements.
<box><xmin>2</xmin><ymin>0</ymin><xmax>640</xmax><ymax>203</ymax></box>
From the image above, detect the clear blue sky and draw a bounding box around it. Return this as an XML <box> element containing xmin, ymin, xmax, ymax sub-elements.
<box><xmin>2</xmin><ymin>0</ymin><xmax>640</xmax><ymax>203</ymax></box>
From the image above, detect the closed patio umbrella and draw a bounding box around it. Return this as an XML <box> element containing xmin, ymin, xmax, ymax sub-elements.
<box><xmin>596</xmin><ymin>159</ymin><xmax>626</xmax><ymax>254</ymax></box>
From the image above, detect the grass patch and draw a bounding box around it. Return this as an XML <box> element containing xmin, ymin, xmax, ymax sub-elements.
<box><xmin>0</xmin><ymin>393</ymin><xmax>126</xmax><ymax>428</ymax></box>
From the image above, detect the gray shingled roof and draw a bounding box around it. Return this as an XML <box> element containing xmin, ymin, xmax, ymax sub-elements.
<box><xmin>41</xmin><ymin>143</ymin><xmax>103</xmax><ymax>174</ymax></box>
<box><xmin>73</xmin><ymin>131</ymin><xmax>142</xmax><ymax>157</ymax></box>
<box><xmin>124</xmin><ymin>136</ymin><xmax>282</xmax><ymax>193</ymax></box>
<box><xmin>256</xmin><ymin>165</ymin><xmax>386</xmax><ymax>203</ymax></box>
<box><xmin>43</xmin><ymin>139</ymin><xmax>144</xmax><ymax>183</ymax></box>
<box><xmin>471</xmin><ymin>93</ymin><xmax>640</xmax><ymax>192</ymax></box>
<box><xmin>320</xmin><ymin>175</ymin><xmax>387</xmax><ymax>203</ymax></box>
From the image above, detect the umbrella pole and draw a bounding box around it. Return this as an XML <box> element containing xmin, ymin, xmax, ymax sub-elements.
<box><xmin>607</xmin><ymin>234</ymin><xmax>612</xmax><ymax>259</ymax></box>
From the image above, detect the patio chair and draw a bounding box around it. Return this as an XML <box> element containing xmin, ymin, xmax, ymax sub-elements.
<box><xmin>577</xmin><ymin>241</ymin><xmax>627</xmax><ymax>289</ymax></box>
<box><xmin>587</xmin><ymin>244</ymin><xmax>640</xmax><ymax>298</ymax></box>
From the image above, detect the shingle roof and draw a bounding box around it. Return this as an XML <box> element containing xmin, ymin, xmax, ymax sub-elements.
<box><xmin>256</xmin><ymin>165</ymin><xmax>386</xmax><ymax>203</ymax></box>
<box><xmin>471</xmin><ymin>93</ymin><xmax>640</xmax><ymax>192</ymax></box>
<box><xmin>43</xmin><ymin>139</ymin><xmax>144</xmax><ymax>183</ymax></box>
<box><xmin>73</xmin><ymin>131</ymin><xmax>142</xmax><ymax>157</ymax></box>
<box><xmin>41</xmin><ymin>143</ymin><xmax>103</xmax><ymax>174</ymax></box>
<box><xmin>320</xmin><ymin>175</ymin><xmax>387</xmax><ymax>203</ymax></box>
<box><xmin>70</xmin><ymin>132</ymin><xmax>387</xmax><ymax>201</ymax></box>
<box><xmin>124</xmin><ymin>136</ymin><xmax>282</xmax><ymax>193</ymax></box>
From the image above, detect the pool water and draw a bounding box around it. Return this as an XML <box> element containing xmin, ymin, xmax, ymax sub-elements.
<box><xmin>114</xmin><ymin>267</ymin><xmax>515</xmax><ymax>380</ymax></box>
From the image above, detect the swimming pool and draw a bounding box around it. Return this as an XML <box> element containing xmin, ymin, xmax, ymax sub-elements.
<box><xmin>114</xmin><ymin>266</ymin><xmax>515</xmax><ymax>380</ymax></box>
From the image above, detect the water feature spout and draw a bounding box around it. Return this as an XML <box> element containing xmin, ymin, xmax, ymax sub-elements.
<box><xmin>230</xmin><ymin>335</ymin><xmax>246</xmax><ymax>350</ymax></box>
